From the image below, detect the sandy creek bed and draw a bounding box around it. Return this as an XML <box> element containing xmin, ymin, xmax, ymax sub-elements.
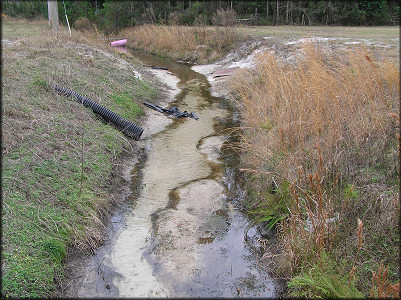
<box><xmin>61</xmin><ymin>48</ymin><xmax>280</xmax><ymax>298</ymax></box>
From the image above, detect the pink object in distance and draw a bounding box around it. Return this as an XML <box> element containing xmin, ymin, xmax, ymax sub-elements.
<box><xmin>110</xmin><ymin>39</ymin><xmax>127</xmax><ymax>47</ymax></box>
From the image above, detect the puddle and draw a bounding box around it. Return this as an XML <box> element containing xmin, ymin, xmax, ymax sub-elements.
<box><xmin>67</xmin><ymin>49</ymin><xmax>280</xmax><ymax>298</ymax></box>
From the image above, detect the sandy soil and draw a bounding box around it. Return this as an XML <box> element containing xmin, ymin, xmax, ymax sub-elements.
<box><xmin>193</xmin><ymin>33</ymin><xmax>400</xmax><ymax>97</ymax></box>
<box><xmin>191</xmin><ymin>38</ymin><xmax>265</xmax><ymax>98</ymax></box>
<box><xmin>149</xmin><ymin>179</ymin><xmax>226</xmax><ymax>292</ymax></box>
<box><xmin>140</xmin><ymin>69</ymin><xmax>180</xmax><ymax>138</ymax></box>
<box><xmin>147</xmin><ymin>130</ymin><xmax>229</xmax><ymax>296</ymax></box>
<box><xmin>198</xmin><ymin>135</ymin><xmax>228</xmax><ymax>163</ymax></box>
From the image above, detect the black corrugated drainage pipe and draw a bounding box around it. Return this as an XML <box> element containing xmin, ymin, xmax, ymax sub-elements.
<box><xmin>51</xmin><ymin>84</ymin><xmax>143</xmax><ymax>140</ymax></box>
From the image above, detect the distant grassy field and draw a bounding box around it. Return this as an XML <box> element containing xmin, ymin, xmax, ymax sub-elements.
<box><xmin>2</xmin><ymin>21</ymin><xmax>49</xmax><ymax>38</ymax></box>
<box><xmin>240</xmin><ymin>25</ymin><xmax>399</xmax><ymax>64</ymax></box>
<box><xmin>131</xmin><ymin>24</ymin><xmax>399</xmax><ymax>39</ymax></box>
<box><xmin>1</xmin><ymin>19</ymin><xmax>159</xmax><ymax>297</ymax></box>
<box><xmin>240</xmin><ymin>25</ymin><xmax>400</xmax><ymax>39</ymax></box>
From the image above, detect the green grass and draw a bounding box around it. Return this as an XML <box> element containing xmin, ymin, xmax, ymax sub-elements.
<box><xmin>1</xmin><ymin>20</ymin><xmax>49</xmax><ymax>39</ymax></box>
<box><xmin>246</xmin><ymin>176</ymin><xmax>290</xmax><ymax>232</ymax></box>
<box><xmin>288</xmin><ymin>250</ymin><xmax>364</xmax><ymax>298</ymax></box>
<box><xmin>1</xmin><ymin>19</ymin><xmax>160</xmax><ymax>297</ymax></box>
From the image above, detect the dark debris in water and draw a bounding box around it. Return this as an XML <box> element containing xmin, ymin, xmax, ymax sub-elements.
<box><xmin>144</xmin><ymin>65</ymin><xmax>168</xmax><ymax>70</ymax></box>
<box><xmin>143</xmin><ymin>102</ymin><xmax>199</xmax><ymax>120</ymax></box>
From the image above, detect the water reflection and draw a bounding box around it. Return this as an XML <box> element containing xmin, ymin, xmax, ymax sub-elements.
<box><xmin>73</xmin><ymin>47</ymin><xmax>278</xmax><ymax>298</ymax></box>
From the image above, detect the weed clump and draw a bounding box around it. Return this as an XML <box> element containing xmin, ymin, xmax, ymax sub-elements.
<box><xmin>212</xmin><ymin>9</ymin><xmax>237</xmax><ymax>26</ymax></box>
<box><xmin>73</xmin><ymin>17</ymin><xmax>96</xmax><ymax>32</ymax></box>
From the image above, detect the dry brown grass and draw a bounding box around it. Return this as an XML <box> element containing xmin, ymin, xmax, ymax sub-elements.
<box><xmin>370</xmin><ymin>263</ymin><xmax>401</xmax><ymax>298</ymax></box>
<box><xmin>229</xmin><ymin>41</ymin><xmax>399</xmax><ymax>294</ymax></box>
<box><xmin>120</xmin><ymin>24</ymin><xmax>246</xmax><ymax>63</ymax></box>
<box><xmin>73</xmin><ymin>17</ymin><xmax>97</xmax><ymax>32</ymax></box>
<box><xmin>230</xmin><ymin>42</ymin><xmax>399</xmax><ymax>182</ymax></box>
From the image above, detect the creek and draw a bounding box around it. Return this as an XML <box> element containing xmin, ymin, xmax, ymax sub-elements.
<box><xmin>70</xmin><ymin>49</ymin><xmax>280</xmax><ymax>297</ymax></box>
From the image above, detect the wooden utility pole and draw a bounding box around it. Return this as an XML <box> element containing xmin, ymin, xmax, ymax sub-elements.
<box><xmin>47</xmin><ymin>1</ymin><xmax>51</xmax><ymax>26</ymax></box>
<box><xmin>47</xmin><ymin>0</ymin><xmax>59</xmax><ymax>31</ymax></box>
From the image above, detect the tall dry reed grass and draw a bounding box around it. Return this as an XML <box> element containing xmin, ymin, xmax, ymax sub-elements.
<box><xmin>120</xmin><ymin>24</ymin><xmax>245</xmax><ymax>63</ymax></box>
<box><xmin>230</xmin><ymin>41</ymin><xmax>400</xmax><ymax>294</ymax></box>
<box><xmin>230</xmin><ymin>42</ymin><xmax>399</xmax><ymax>182</ymax></box>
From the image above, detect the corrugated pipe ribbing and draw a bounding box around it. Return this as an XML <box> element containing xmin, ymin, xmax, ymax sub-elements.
<box><xmin>51</xmin><ymin>84</ymin><xmax>143</xmax><ymax>140</ymax></box>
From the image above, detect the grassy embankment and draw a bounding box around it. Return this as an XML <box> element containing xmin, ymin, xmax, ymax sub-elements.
<box><xmin>120</xmin><ymin>24</ymin><xmax>247</xmax><ymax>64</ymax></box>
<box><xmin>230</xmin><ymin>41</ymin><xmax>400</xmax><ymax>297</ymax></box>
<box><xmin>1</xmin><ymin>19</ymin><xmax>159</xmax><ymax>297</ymax></box>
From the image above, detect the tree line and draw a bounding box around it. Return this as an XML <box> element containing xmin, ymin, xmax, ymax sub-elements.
<box><xmin>2</xmin><ymin>0</ymin><xmax>400</xmax><ymax>33</ymax></box>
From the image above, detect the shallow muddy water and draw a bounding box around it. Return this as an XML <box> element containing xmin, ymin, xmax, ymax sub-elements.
<box><xmin>72</xmin><ymin>49</ymin><xmax>279</xmax><ymax>298</ymax></box>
